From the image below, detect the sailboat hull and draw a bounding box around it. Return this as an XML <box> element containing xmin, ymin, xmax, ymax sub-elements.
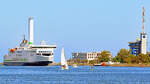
<box><xmin>61</xmin><ymin>65</ymin><xmax>69</xmax><ymax>70</ymax></box>
<box><xmin>61</xmin><ymin>48</ymin><xmax>69</xmax><ymax>70</ymax></box>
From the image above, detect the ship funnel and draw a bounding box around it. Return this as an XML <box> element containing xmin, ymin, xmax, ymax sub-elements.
<box><xmin>28</xmin><ymin>17</ymin><xmax>34</xmax><ymax>45</ymax></box>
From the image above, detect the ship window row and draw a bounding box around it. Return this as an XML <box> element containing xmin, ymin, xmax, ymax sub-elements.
<box><xmin>30</xmin><ymin>54</ymin><xmax>34</xmax><ymax>56</ymax></box>
<box><xmin>16</xmin><ymin>51</ymin><xmax>22</xmax><ymax>53</ymax></box>
<box><xmin>39</xmin><ymin>51</ymin><xmax>51</xmax><ymax>53</ymax></box>
<box><xmin>30</xmin><ymin>51</ymin><xmax>36</xmax><ymax>53</ymax></box>
<box><xmin>36</xmin><ymin>53</ymin><xmax>53</xmax><ymax>56</ymax></box>
<box><xmin>16</xmin><ymin>54</ymin><xmax>22</xmax><ymax>56</ymax></box>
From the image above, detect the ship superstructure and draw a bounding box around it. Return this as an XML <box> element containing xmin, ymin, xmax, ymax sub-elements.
<box><xmin>4</xmin><ymin>17</ymin><xmax>56</xmax><ymax>66</ymax></box>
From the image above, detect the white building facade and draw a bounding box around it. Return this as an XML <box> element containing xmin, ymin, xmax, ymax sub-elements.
<box><xmin>72</xmin><ymin>52</ymin><xmax>101</xmax><ymax>61</ymax></box>
<box><xmin>140</xmin><ymin>33</ymin><xmax>147</xmax><ymax>54</ymax></box>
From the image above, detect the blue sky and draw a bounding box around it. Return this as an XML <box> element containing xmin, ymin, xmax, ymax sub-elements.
<box><xmin>0</xmin><ymin>0</ymin><xmax>150</xmax><ymax>62</ymax></box>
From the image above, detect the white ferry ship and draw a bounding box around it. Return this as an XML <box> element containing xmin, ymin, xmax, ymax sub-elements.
<box><xmin>4</xmin><ymin>17</ymin><xmax>56</xmax><ymax>66</ymax></box>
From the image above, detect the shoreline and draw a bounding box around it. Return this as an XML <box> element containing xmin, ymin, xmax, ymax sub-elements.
<box><xmin>2</xmin><ymin>62</ymin><xmax>150</xmax><ymax>67</ymax></box>
<box><xmin>108</xmin><ymin>64</ymin><xmax>150</xmax><ymax>67</ymax></box>
<box><xmin>49</xmin><ymin>63</ymin><xmax>150</xmax><ymax>67</ymax></box>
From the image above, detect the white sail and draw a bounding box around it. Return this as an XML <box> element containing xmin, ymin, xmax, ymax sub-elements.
<box><xmin>61</xmin><ymin>47</ymin><xmax>68</xmax><ymax>70</ymax></box>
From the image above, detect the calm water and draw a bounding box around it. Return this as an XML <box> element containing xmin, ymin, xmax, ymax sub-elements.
<box><xmin>0</xmin><ymin>66</ymin><xmax>150</xmax><ymax>84</ymax></box>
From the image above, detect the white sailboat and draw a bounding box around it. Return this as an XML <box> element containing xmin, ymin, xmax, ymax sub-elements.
<box><xmin>61</xmin><ymin>47</ymin><xmax>69</xmax><ymax>70</ymax></box>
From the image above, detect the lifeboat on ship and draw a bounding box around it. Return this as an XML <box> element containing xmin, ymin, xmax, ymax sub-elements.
<box><xmin>10</xmin><ymin>48</ymin><xmax>16</xmax><ymax>53</ymax></box>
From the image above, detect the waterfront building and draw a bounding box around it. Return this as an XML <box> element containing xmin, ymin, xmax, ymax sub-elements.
<box><xmin>128</xmin><ymin>7</ymin><xmax>147</xmax><ymax>55</ymax></box>
<box><xmin>128</xmin><ymin>33</ymin><xmax>147</xmax><ymax>55</ymax></box>
<box><xmin>72</xmin><ymin>52</ymin><xmax>112</xmax><ymax>61</ymax></box>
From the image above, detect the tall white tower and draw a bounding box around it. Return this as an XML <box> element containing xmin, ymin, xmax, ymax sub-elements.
<box><xmin>29</xmin><ymin>17</ymin><xmax>34</xmax><ymax>45</ymax></box>
<box><xmin>140</xmin><ymin>7</ymin><xmax>147</xmax><ymax>54</ymax></box>
<box><xmin>141</xmin><ymin>33</ymin><xmax>147</xmax><ymax>54</ymax></box>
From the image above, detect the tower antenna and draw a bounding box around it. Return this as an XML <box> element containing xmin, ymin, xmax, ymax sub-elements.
<box><xmin>142</xmin><ymin>6</ymin><xmax>145</xmax><ymax>33</ymax></box>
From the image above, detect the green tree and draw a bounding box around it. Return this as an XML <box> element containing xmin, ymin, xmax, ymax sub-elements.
<box><xmin>112</xmin><ymin>56</ymin><xmax>121</xmax><ymax>62</ymax></box>
<box><xmin>115</xmin><ymin>48</ymin><xmax>132</xmax><ymax>63</ymax></box>
<box><xmin>75</xmin><ymin>58</ymin><xmax>81</xmax><ymax>63</ymax></box>
<box><xmin>98</xmin><ymin>50</ymin><xmax>111</xmax><ymax>62</ymax></box>
<box><xmin>136</xmin><ymin>54</ymin><xmax>149</xmax><ymax>64</ymax></box>
<box><xmin>81</xmin><ymin>59</ymin><xmax>88</xmax><ymax>63</ymax></box>
<box><xmin>112</xmin><ymin>57</ymin><xmax>117</xmax><ymax>62</ymax></box>
<box><xmin>89</xmin><ymin>60</ymin><xmax>96</xmax><ymax>65</ymax></box>
<box><xmin>124</xmin><ymin>54</ymin><xmax>135</xmax><ymax>64</ymax></box>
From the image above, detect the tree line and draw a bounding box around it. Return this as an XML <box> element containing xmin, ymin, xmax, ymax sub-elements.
<box><xmin>113</xmin><ymin>49</ymin><xmax>150</xmax><ymax>64</ymax></box>
<box><xmin>68</xmin><ymin>49</ymin><xmax>150</xmax><ymax>64</ymax></box>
